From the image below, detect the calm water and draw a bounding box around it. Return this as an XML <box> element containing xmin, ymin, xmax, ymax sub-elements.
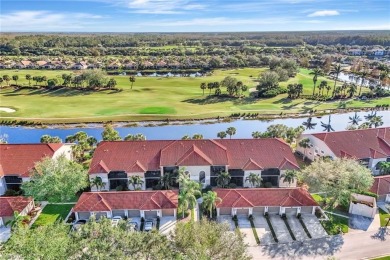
<box><xmin>1</xmin><ymin>111</ymin><xmax>389</xmax><ymax>143</ymax></box>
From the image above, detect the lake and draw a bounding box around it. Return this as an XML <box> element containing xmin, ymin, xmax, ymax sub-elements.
<box><xmin>1</xmin><ymin>111</ymin><xmax>389</xmax><ymax>143</ymax></box>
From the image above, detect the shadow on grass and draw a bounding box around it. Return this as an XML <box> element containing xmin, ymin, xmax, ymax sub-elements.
<box><xmin>182</xmin><ymin>95</ymin><xmax>235</xmax><ymax>105</ymax></box>
<box><xmin>3</xmin><ymin>87</ymin><xmax>96</xmax><ymax>97</ymax></box>
<box><xmin>259</xmin><ymin>235</ymin><xmax>344</xmax><ymax>259</ymax></box>
<box><xmin>273</xmin><ymin>98</ymin><xmax>294</xmax><ymax>105</ymax></box>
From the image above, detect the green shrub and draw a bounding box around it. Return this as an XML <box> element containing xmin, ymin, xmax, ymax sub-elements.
<box><xmin>228</xmin><ymin>183</ymin><xmax>237</xmax><ymax>188</ymax></box>
<box><xmin>264</xmin><ymin>182</ymin><xmax>273</xmax><ymax>188</ymax></box>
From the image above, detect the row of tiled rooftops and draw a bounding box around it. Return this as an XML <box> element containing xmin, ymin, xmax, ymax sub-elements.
<box><xmin>72</xmin><ymin>187</ymin><xmax>318</xmax><ymax>212</ymax></box>
<box><xmin>307</xmin><ymin>127</ymin><xmax>390</xmax><ymax>160</ymax></box>
<box><xmin>89</xmin><ymin>138</ymin><xmax>299</xmax><ymax>174</ymax></box>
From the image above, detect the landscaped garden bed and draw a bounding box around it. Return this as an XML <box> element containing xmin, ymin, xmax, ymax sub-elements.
<box><xmin>379</xmin><ymin>208</ymin><xmax>390</xmax><ymax>227</ymax></box>
<box><xmin>320</xmin><ymin>214</ymin><xmax>349</xmax><ymax>235</ymax></box>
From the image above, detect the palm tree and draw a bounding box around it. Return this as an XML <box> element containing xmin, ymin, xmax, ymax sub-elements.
<box><xmin>298</xmin><ymin>138</ymin><xmax>311</xmax><ymax>161</ymax></box>
<box><xmin>178</xmin><ymin>192</ymin><xmax>189</xmax><ymax>218</ymax></box>
<box><xmin>364</xmin><ymin>111</ymin><xmax>377</xmax><ymax>121</ymax></box>
<box><xmin>319</xmin><ymin>80</ymin><xmax>327</xmax><ymax>96</ymax></box>
<box><xmin>129</xmin><ymin>76</ymin><xmax>136</xmax><ymax>89</ymax></box>
<box><xmin>226</xmin><ymin>127</ymin><xmax>236</xmax><ymax>139</ymax></box>
<box><xmin>0</xmin><ymin>78</ymin><xmax>3</xmax><ymax>87</ymax></box>
<box><xmin>302</xmin><ymin>117</ymin><xmax>317</xmax><ymax>130</ymax></box>
<box><xmin>6</xmin><ymin>211</ymin><xmax>30</xmax><ymax>230</ymax></box>
<box><xmin>348</xmin><ymin>112</ymin><xmax>362</xmax><ymax>126</ymax></box>
<box><xmin>12</xmin><ymin>75</ymin><xmax>19</xmax><ymax>86</ymax></box>
<box><xmin>216</xmin><ymin>171</ymin><xmax>231</xmax><ymax>188</ymax></box>
<box><xmin>90</xmin><ymin>177</ymin><xmax>105</xmax><ymax>191</ymax></box>
<box><xmin>200</xmin><ymin>82</ymin><xmax>206</xmax><ymax>95</ymax></box>
<box><xmin>217</xmin><ymin>131</ymin><xmax>227</xmax><ymax>139</ymax></box>
<box><xmin>309</xmin><ymin>67</ymin><xmax>322</xmax><ymax>95</ymax></box>
<box><xmin>358</xmin><ymin>69</ymin><xmax>370</xmax><ymax>96</ymax></box>
<box><xmin>159</xmin><ymin>172</ymin><xmax>175</xmax><ymax>190</ymax></box>
<box><xmin>236</xmin><ymin>81</ymin><xmax>243</xmax><ymax>96</ymax></box>
<box><xmin>330</xmin><ymin>64</ymin><xmax>342</xmax><ymax>97</ymax></box>
<box><xmin>347</xmin><ymin>83</ymin><xmax>357</xmax><ymax>98</ymax></box>
<box><xmin>283</xmin><ymin>170</ymin><xmax>297</xmax><ymax>187</ymax></box>
<box><xmin>129</xmin><ymin>175</ymin><xmax>144</xmax><ymax>190</ymax></box>
<box><xmin>202</xmin><ymin>191</ymin><xmax>222</xmax><ymax>219</ymax></box>
<box><xmin>245</xmin><ymin>172</ymin><xmax>262</xmax><ymax>188</ymax></box>
<box><xmin>207</xmin><ymin>82</ymin><xmax>214</xmax><ymax>95</ymax></box>
<box><xmin>26</xmin><ymin>74</ymin><xmax>32</xmax><ymax>86</ymax></box>
<box><xmin>369</xmin><ymin>116</ymin><xmax>383</xmax><ymax>128</ymax></box>
<box><xmin>325</xmin><ymin>84</ymin><xmax>332</xmax><ymax>97</ymax></box>
<box><xmin>321</xmin><ymin>115</ymin><xmax>335</xmax><ymax>132</ymax></box>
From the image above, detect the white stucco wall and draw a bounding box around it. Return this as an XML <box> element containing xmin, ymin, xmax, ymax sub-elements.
<box><xmin>0</xmin><ymin>177</ymin><xmax>6</xmax><ymax>195</ymax></box>
<box><xmin>243</xmin><ymin>170</ymin><xmax>262</xmax><ymax>188</ymax></box>
<box><xmin>182</xmin><ymin>166</ymin><xmax>211</xmax><ymax>187</ymax></box>
<box><xmin>53</xmin><ymin>144</ymin><xmax>73</xmax><ymax>160</ymax></box>
<box><xmin>297</xmin><ymin>135</ymin><xmax>336</xmax><ymax>161</ymax></box>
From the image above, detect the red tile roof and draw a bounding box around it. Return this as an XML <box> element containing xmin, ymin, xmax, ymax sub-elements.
<box><xmin>0</xmin><ymin>196</ymin><xmax>33</xmax><ymax>217</ymax></box>
<box><xmin>73</xmin><ymin>190</ymin><xmax>178</xmax><ymax>212</ymax></box>
<box><xmin>0</xmin><ymin>144</ymin><xmax>65</xmax><ymax>177</ymax></box>
<box><xmin>89</xmin><ymin>139</ymin><xmax>298</xmax><ymax>174</ymax></box>
<box><xmin>370</xmin><ymin>175</ymin><xmax>390</xmax><ymax>196</ymax></box>
<box><xmin>310</xmin><ymin>127</ymin><xmax>390</xmax><ymax>159</ymax></box>
<box><xmin>215</xmin><ymin>188</ymin><xmax>318</xmax><ymax>208</ymax></box>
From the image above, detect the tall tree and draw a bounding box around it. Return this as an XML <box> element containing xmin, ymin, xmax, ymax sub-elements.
<box><xmin>12</xmin><ymin>75</ymin><xmax>19</xmax><ymax>86</ymax></box>
<box><xmin>358</xmin><ymin>68</ymin><xmax>370</xmax><ymax>96</ymax></box>
<box><xmin>299</xmin><ymin>158</ymin><xmax>373</xmax><ymax>207</ymax></box>
<box><xmin>2</xmin><ymin>75</ymin><xmax>10</xmax><ymax>86</ymax></box>
<box><xmin>302</xmin><ymin>117</ymin><xmax>317</xmax><ymax>130</ymax></box>
<box><xmin>129</xmin><ymin>76</ymin><xmax>136</xmax><ymax>89</ymax></box>
<box><xmin>202</xmin><ymin>191</ymin><xmax>222</xmax><ymax>219</ymax></box>
<box><xmin>226</xmin><ymin>127</ymin><xmax>236</xmax><ymax>139</ymax></box>
<box><xmin>349</xmin><ymin>112</ymin><xmax>362</xmax><ymax>125</ymax></box>
<box><xmin>321</xmin><ymin>115</ymin><xmax>335</xmax><ymax>132</ymax></box>
<box><xmin>22</xmin><ymin>155</ymin><xmax>88</xmax><ymax>202</ymax></box>
<box><xmin>200</xmin><ymin>82</ymin><xmax>206</xmax><ymax>95</ymax></box>
<box><xmin>309</xmin><ymin>67</ymin><xmax>322</xmax><ymax>95</ymax></box>
<box><xmin>298</xmin><ymin>138</ymin><xmax>311</xmax><ymax>161</ymax></box>
<box><xmin>25</xmin><ymin>74</ymin><xmax>32</xmax><ymax>86</ymax></box>
<box><xmin>216</xmin><ymin>171</ymin><xmax>231</xmax><ymax>188</ymax></box>
<box><xmin>90</xmin><ymin>176</ymin><xmax>105</xmax><ymax>191</ymax></box>
<box><xmin>330</xmin><ymin>63</ymin><xmax>342</xmax><ymax>97</ymax></box>
<box><xmin>283</xmin><ymin>170</ymin><xmax>297</xmax><ymax>187</ymax></box>
<box><xmin>102</xmin><ymin>124</ymin><xmax>121</xmax><ymax>141</ymax></box>
<box><xmin>192</xmin><ymin>133</ymin><xmax>203</xmax><ymax>139</ymax></box>
<box><xmin>40</xmin><ymin>134</ymin><xmax>62</xmax><ymax>143</ymax></box>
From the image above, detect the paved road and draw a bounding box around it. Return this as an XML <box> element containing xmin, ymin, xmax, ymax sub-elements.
<box><xmin>248</xmin><ymin>227</ymin><xmax>390</xmax><ymax>260</ymax></box>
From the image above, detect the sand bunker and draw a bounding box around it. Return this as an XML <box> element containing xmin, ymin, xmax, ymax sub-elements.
<box><xmin>0</xmin><ymin>107</ymin><xmax>16</xmax><ymax>113</ymax></box>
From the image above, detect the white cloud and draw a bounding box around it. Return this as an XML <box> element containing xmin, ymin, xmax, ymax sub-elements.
<box><xmin>0</xmin><ymin>11</ymin><xmax>103</xmax><ymax>31</ymax></box>
<box><xmin>122</xmin><ymin>0</ymin><xmax>206</xmax><ymax>14</ymax></box>
<box><xmin>308</xmin><ymin>10</ymin><xmax>340</xmax><ymax>17</ymax></box>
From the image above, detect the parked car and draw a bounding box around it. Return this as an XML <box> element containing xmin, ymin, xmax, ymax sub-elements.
<box><xmin>72</xmin><ymin>219</ymin><xmax>87</xmax><ymax>231</ymax></box>
<box><xmin>144</xmin><ymin>219</ymin><xmax>154</xmax><ymax>232</ymax></box>
<box><xmin>111</xmin><ymin>216</ymin><xmax>123</xmax><ymax>227</ymax></box>
<box><xmin>127</xmin><ymin>220</ymin><xmax>138</xmax><ymax>231</ymax></box>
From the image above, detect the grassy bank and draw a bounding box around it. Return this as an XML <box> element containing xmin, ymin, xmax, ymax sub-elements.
<box><xmin>1</xmin><ymin>68</ymin><xmax>388</xmax><ymax>123</ymax></box>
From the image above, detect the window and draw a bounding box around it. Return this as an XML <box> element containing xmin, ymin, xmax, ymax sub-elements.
<box><xmin>199</xmin><ymin>171</ymin><xmax>206</xmax><ymax>183</ymax></box>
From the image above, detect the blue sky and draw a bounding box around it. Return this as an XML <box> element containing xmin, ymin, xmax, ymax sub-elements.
<box><xmin>1</xmin><ymin>0</ymin><xmax>389</xmax><ymax>32</ymax></box>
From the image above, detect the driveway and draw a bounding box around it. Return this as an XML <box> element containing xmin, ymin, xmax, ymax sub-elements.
<box><xmin>217</xmin><ymin>215</ymin><xmax>236</xmax><ymax>231</ymax></box>
<box><xmin>237</xmin><ymin>217</ymin><xmax>258</xmax><ymax>246</ymax></box>
<box><xmin>269</xmin><ymin>215</ymin><xmax>293</xmax><ymax>243</ymax></box>
<box><xmin>159</xmin><ymin>216</ymin><xmax>176</xmax><ymax>235</ymax></box>
<box><xmin>252</xmin><ymin>215</ymin><xmax>274</xmax><ymax>245</ymax></box>
<box><xmin>0</xmin><ymin>227</ymin><xmax>11</xmax><ymax>243</ymax></box>
<box><xmin>301</xmin><ymin>214</ymin><xmax>328</xmax><ymax>239</ymax></box>
<box><xmin>287</xmin><ymin>216</ymin><xmax>310</xmax><ymax>241</ymax></box>
<box><xmin>127</xmin><ymin>217</ymin><xmax>141</xmax><ymax>231</ymax></box>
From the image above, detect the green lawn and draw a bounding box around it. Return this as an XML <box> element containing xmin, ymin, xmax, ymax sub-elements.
<box><xmin>1</xmin><ymin>67</ymin><xmax>388</xmax><ymax>123</ymax></box>
<box><xmin>321</xmin><ymin>214</ymin><xmax>349</xmax><ymax>235</ymax></box>
<box><xmin>379</xmin><ymin>208</ymin><xmax>390</xmax><ymax>227</ymax></box>
<box><xmin>371</xmin><ymin>256</ymin><xmax>390</xmax><ymax>260</ymax></box>
<box><xmin>31</xmin><ymin>204</ymin><xmax>74</xmax><ymax>228</ymax></box>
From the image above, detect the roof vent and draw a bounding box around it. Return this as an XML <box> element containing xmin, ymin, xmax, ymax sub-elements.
<box><xmin>103</xmin><ymin>149</ymin><xmax>108</xmax><ymax>152</ymax></box>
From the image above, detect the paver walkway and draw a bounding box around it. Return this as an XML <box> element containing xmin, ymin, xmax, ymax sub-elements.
<box><xmin>287</xmin><ymin>216</ymin><xmax>310</xmax><ymax>241</ymax></box>
<box><xmin>269</xmin><ymin>215</ymin><xmax>293</xmax><ymax>243</ymax></box>
<box><xmin>253</xmin><ymin>215</ymin><xmax>274</xmax><ymax>245</ymax></box>
<box><xmin>301</xmin><ymin>214</ymin><xmax>328</xmax><ymax>239</ymax></box>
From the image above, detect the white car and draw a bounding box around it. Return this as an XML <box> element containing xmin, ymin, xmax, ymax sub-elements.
<box><xmin>144</xmin><ymin>219</ymin><xmax>154</xmax><ymax>232</ymax></box>
<box><xmin>111</xmin><ymin>216</ymin><xmax>123</xmax><ymax>227</ymax></box>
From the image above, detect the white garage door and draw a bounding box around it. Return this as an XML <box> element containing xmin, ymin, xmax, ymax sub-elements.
<box><xmin>284</xmin><ymin>208</ymin><xmax>298</xmax><ymax>215</ymax></box>
<box><xmin>112</xmin><ymin>210</ymin><xmax>126</xmax><ymax>218</ymax></box>
<box><xmin>301</xmin><ymin>207</ymin><xmax>313</xmax><ymax>214</ymax></box>
<box><xmin>219</xmin><ymin>208</ymin><xmax>231</xmax><ymax>215</ymax></box>
<box><xmin>144</xmin><ymin>211</ymin><xmax>158</xmax><ymax>218</ymax></box>
<box><xmin>162</xmin><ymin>209</ymin><xmax>174</xmax><ymax>216</ymax></box>
<box><xmin>253</xmin><ymin>207</ymin><xmax>265</xmax><ymax>215</ymax></box>
<box><xmin>128</xmin><ymin>210</ymin><xmax>140</xmax><ymax>217</ymax></box>
<box><xmin>78</xmin><ymin>212</ymin><xmax>91</xmax><ymax>220</ymax></box>
<box><xmin>268</xmin><ymin>207</ymin><xmax>280</xmax><ymax>214</ymax></box>
<box><xmin>236</xmin><ymin>208</ymin><xmax>250</xmax><ymax>216</ymax></box>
